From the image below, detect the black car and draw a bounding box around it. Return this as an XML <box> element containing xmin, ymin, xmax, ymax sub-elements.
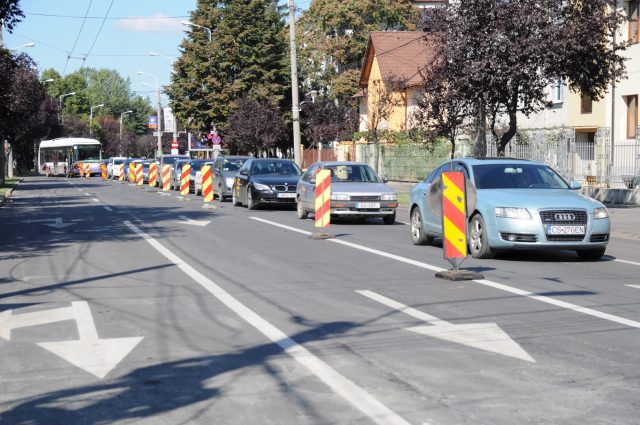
<box><xmin>232</xmin><ymin>158</ymin><xmax>302</xmax><ymax>209</ymax></box>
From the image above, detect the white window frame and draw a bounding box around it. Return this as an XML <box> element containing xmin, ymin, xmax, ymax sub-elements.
<box><xmin>550</xmin><ymin>79</ymin><xmax>564</xmax><ymax>104</ymax></box>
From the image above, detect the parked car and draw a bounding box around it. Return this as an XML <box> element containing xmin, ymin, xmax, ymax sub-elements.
<box><xmin>153</xmin><ymin>154</ymin><xmax>191</xmax><ymax>186</ymax></box>
<box><xmin>296</xmin><ymin>161</ymin><xmax>398</xmax><ymax>224</ymax></box>
<box><xmin>409</xmin><ymin>158</ymin><xmax>611</xmax><ymax>259</ymax></box>
<box><xmin>141</xmin><ymin>159</ymin><xmax>155</xmax><ymax>183</ymax></box>
<box><xmin>107</xmin><ymin>157</ymin><xmax>126</xmax><ymax>179</ymax></box>
<box><xmin>232</xmin><ymin>158</ymin><xmax>302</xmax><ymax>209</ymax></box>
<box><xmin>122</xmin><ymin>158</ymin><xmax>142</xmax><ymax>181</ymax></box>
<box><xmin>212</xmin><ymin>155</ymin><xmax>250</xmax><ymax>201</ymax></box>
<box><xmin>191</xmin><ymin>160</ymin><xmax>213</xmax><ymax>195</ymax></box>
<box><xmin>170</xmin><ymin>158</ymin><xmax>193</xmax><ymax>190</ymax></box>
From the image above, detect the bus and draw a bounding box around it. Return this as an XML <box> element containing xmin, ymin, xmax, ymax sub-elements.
<box><xmin>38</xmin><ymin>137</ymin><xmax>102</xmax><ymax>176</ymax></box>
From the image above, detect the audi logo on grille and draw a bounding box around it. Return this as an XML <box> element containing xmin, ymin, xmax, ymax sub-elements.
<box><xmin>554</xmin><ymin>213</ymin><xmax>576</xmax><ymax>221</ymax></box>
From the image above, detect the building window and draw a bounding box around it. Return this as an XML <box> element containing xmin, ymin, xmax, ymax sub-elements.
<box><xmin>581</xmin><ymin>94</ymin><xmax>592</xmax><ymax>114</ymax></box>
<box><xmin>630</xmin><ymin>0</ymin><xmax>639</xmax><ymax>44</ymax></box>
<box><xmin>626</xmin><ymin>95</ymin><xmax>638</xmax><ymax>139</ymax></box>
<box><xmin>550</xmin><ymin>79</ymin><xmax>563</xmax><ymax>103</ymax></box>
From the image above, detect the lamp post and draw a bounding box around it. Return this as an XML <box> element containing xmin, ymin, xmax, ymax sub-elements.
<box><xmin>181</xmin><ymin>20</ymin><xmax>212</xmax><ymax>42</ymax></box>
<box><xmin>9</xmin><ymin>42</ymin><xmax>36</xmax><ymax>51</ymax></box>
<box><xmin>119</xmin><ymin>110</ymin><xmax>133</xmax><ymax>155</ymax></box>
<box><xmin>59</xmin><ymin>92</ymin><xmax>76</xmax><ymax>123</ymax></box>
<box><xmin>138</xmin><ymin>71</ymin><xmax>163</xmax><ymax>157</ymax></box>
<box><xmin>42</xmin><ymin>78</ymin><xmax>55</xmax><ymax>84</ymax></box>
<box><xmin>89</xmin><ymin>103</ymin><xmax>104</xmax><ymax>136</ymax></box>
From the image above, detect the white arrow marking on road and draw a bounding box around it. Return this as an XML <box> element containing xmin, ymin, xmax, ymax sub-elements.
<box><xmin>45</xmin><ymin>217</ymin><xmax>75</xmax><ymax>229</ymax></box>
<box><xmin>0</xmin><ymin>301</ymin><xmax>143</xmax><ymax>379</ymax></box>
<box><xmin>176</xmin><ymin>215</ymin><xmax>210</xmax><ymax>227</ymax></box>
<box><xmin>357</xmin><ymin>290</ymin><xmax>535</xmax><ymax>363</ymax></box>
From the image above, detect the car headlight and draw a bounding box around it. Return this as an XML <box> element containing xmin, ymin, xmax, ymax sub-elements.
<box><xmin>225</xmin><ymin>177</ymin><xmax>234</xmax><ymax>188</ymax></box>
<box><xmin>380</xmin><ymin>193</ymin><xmax>397</xmax><ymax>201</ymax></box>
<box><xmin>331</xmin><ymin>193</ymin><xmax>350</xmax><ymax>201</ymax></box>
<box><xmin>495</xmin><ymin>207</ymin><xmax>532</xmax><ymax>219</ymax></box>
<box><xmin>594</xmin><ymin>207</ymin><xmax>609</xmax><ymax>219</ymax></box>
<box><xmin>253</xmin><ymin>183</ymin><xmax>271</xmax><ymax>191</ymax></box>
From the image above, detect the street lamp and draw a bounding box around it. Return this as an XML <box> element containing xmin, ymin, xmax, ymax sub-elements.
<box><xmin>181</xmin><ymin>20</ymin><xmax>212</xmax><ymax>42</ymax></box>
<box><xmin>119</xmin><ymin>110</ymin><xmax>133</xmax><ymax>155</ymax></box>
<box><xmin>149</xmin><ymin>52</ymin><xmax>175</xmax><ymax>62</ymax></box>
<box><xmin>138</xmin><ymin>70</ymin><xmax>163</xmax><ymax>157</ymax></box>
<box><xmin>9</xmin><ymin>42</ymin><xmax>36</xmax><ymax>51</ymax></box>
<box><xmin>59</xmin><ymin>92</ymin><xmax>76</xmax><ymax>123</ymax></box>
<box><xmin>89</xmin><ymin>103</ymin><xmax>104</xmax><ymax>136</ymax></box>
<box><xmin>42</xmin><ymin>78</ymin><xmax>55</xmax><ymax>84</ymax></box>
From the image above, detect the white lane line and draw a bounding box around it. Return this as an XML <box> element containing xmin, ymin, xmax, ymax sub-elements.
<box><xmin>92</xmin><ymin>198</ymin><xmax>100</xmax><ymax>202</ymax></box>
<box><xmin>103</xmin><ymin>206</ymin><xmax>113</xmax><ymax>212</ymax></box>
<box><xmin>615</xmin><ymin>259</ymin><xmax>640</xmax><ymax>267</ymax></box>
<box><xmin>124</xmin><ymin>220</ymin><xmax>410</xmax><ymax>425</ymax></box>
<box><xmin>250</xmin><ymin>217</ymin><xmax>640</xmax><ymax>330</ymax></box>
<box><xmin>396</xmin><ymin>221</ymin><xmax>409</xmax><ymax>226</ymax></box>
<box><xmin>626</xmin><ymin>284</ymin><xmax>640</xmax><ymax>290</ymax></box>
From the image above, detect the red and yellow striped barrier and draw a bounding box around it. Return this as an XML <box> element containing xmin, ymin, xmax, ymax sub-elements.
<box><xmin>128</xmin><ymin>162</ymin><xmax>135</xmax><ymax>182</ymax></box>
<box><xmin>442</xmin><ymin>171</ymin><xmax>467</xmax><ymax>264</ymax></box>
<box><xmin>135</xmin><ymin>163</ymin><xmax>143</xmax><ymax>186</ymax></box>
<box><xmin>101</xmin><ymin>163</ymin><xmax>107</xmax><ymax>180</ymax></box>
<box><xmin>161</xmin><ymin>164</ymin><xmax>171</xmax><ymax>192</ymax></box>
<box><xmin>85</xmin><ymin>163</ymin><xmax>91</xmax><ymax>178</ymax></box>
<box><xmin>202</xmin><ymin>165</ymin><xmax>213</xmax><ymax>203</ymax></box>
<box><xmin>119</xmin><ymin>164</ymin><xmax>125</xmax><ymax>182</ymax></box>
<box><xmin>78</xmin><ymin>162</ymin><xmax>84</xmax><ymax>177</ymax></box>
<box><xmin>315</xmin><ymin>169</ymin><xmax>331</xmax><ymax>228</ymax></box>
<box><xmin>148</xmin><ymin>162</ymin><xmax>157</xmax><ymax>187</ymax></box>
<box><xmin>180</xmin><ymin>164</ymin><xmax>191</xmax><ymax>196</ymax></box>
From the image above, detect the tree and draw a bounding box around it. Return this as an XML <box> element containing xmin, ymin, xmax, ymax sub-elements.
<box><xmin>422</xmin><ymin>0</ymin><xmax>627</xmax><ymax>156</ymax></box>
<box><xmin>297</xmin><ymin>0</ymin><xmax>419</xmax><ymax>102</ymax></box>
<box><xmin>301</xmin><ymin>96</ymin><xmax>358</xmax><ymax>148</ymax></box>
<box><xmin>168</xmin><ymin>0</ymin><xmax>289</xmax><ymax>137</ymax></box>
<box><xmin>225</xmin><ymin>97</ymin><xmax>287</xmax><ymax>156</ymax></box>
<box><xmin>0</xmin><ymin>0</ymin><xmax>24</xmax><ymax>33</ymax></box>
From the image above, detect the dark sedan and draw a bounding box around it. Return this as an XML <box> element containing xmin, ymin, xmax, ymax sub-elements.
<box><xmin>232</xmin><ymin>158</ymin><xmax>302</xmax><ymax>209</ymax></box>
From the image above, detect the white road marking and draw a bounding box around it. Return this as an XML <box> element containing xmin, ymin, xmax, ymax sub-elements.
<box><xmin>615</xmin><ymin>259</ymin><xmax>640</xmax><ymax>267</ymax></box>
<box><xmin>396</xmin><ymin>221</ymin><xmax>409</xmax><ymax>226</ymax></box>
<box><xmin>626</xmin><ymin>284</ymin><xmax>640</xmax><ymax>290</ymax></box>
<box><xmin>92</xmin><ymin>198</ymin><xmax>99</xmax><ymax>202</ymax></box>
<box><xmin>124</xmin><ymin>220</ymin><xmax>410</xmax><ymax>425</ymax></box>
<box><xmin>357</xmin><ymin>290</ymin><xmax>534</xmax><ymax>362</ymax></box>
<box><xmin>177</xmin><ymin>215</ymin><xmax>210</xmax><ymax>227</ymax></box>
<box><xmin>250</xmin><ymin>217</ymin><xmax>640</xmax><ymax>330</ymax></box>
<box><xmin>104</xmin><ymin>206</ymin><xmax>113</xmax><ymax>212</ymax></box>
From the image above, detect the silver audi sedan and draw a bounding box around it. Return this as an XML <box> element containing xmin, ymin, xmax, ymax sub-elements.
<box><xmin>296</xmin><ymin>161</ymin><xmax>398</xmax><ymax>224</ymax></box>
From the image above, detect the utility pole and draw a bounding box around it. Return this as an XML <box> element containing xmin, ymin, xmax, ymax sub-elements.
<box><xmin>288</xmin><ymin>0</ymin><xmax>302</xmax><ymax>168</ymax></box>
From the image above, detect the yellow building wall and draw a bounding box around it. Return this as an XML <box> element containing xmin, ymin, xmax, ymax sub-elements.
<box><xmin>566</xmin><ymin>89</ymin><xmax>606</xmax><ymax>129</ymax></box>
<box><xmin>367</xmin><ymin>56</ymin><xmax>408</xmax><ymax>132</ymax></box>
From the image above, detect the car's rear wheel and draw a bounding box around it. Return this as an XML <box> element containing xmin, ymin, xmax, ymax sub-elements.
<box><xmin>410</xmin><ymin>207</ymin><xmax>433</xmax><ymax>245</ymax></box>
<box><xmin>576</xmin><ymin>247</ymin><xmax>606</xmax><ymax>260</ymax></box>
<box><xmin>232</xmin><ymin>190</ymin><xmax>241</xmax><ymax>206</ymax></box>
<box><xmin>469</xmin><ymin>214</ymin><xmax>495</xmax><ymax>259</ymax></box>
<box><xmin>296</xmin><ymin>198</ymin><xmax>308</xmax><ymax>219</ymax></box>
<box><xmin>247</xmin><ymin>188</ymin><xmax>257</xmax><ymax>210</ymax></box>
<box><xmin>383</xmin><ymin>211</ymin><xmax>396</xmax><ymax>225</ymax></box>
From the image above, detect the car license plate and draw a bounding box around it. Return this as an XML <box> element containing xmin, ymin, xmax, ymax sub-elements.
<box><xmin>357</xmin><ymin>202</ymin><xmax>380</xmax><ymax>209</ymax></box>
<box><xmin>546</xmin><ymin>225</ymin><xmax>585</xmax><ymax>235</ymax></box>
<box><xmin>277</xmin><ymin>192</ymin><xmax>296</xmax><ymax>198</ymax></box>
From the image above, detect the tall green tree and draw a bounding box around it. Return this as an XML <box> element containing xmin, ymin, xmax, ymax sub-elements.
<box><xmin>168</xmin><ymin>0</ymin><xmax>289</xmax><ymax>135</ymax></box>
<box><xmin>297</xmin><ymin>0</ymin><xmax>419</xmax><ymax>102</ymax></box>
<box><xmin>422</xmin><ymin>0</ymin><xmax>627</xmax><ymax>156</ymax></box>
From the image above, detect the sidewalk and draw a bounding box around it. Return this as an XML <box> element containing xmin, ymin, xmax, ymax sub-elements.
<box><xmin>387</xmin><ymin>180</ymin><xmax>640</xmax><ymax>240</ymax></box>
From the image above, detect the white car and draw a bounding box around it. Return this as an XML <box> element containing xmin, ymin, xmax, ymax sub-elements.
<box><xmin>107</xmin><ymin>157</ymin><xmax>126</xmax><ymax>179</ymax></box>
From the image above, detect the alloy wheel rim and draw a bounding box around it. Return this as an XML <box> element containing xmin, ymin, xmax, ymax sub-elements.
<box><xmin>470</xmin><ymin>218</ymin><xmax>482</xmax><ymax>252</ymax></box>
<box><xmin>411</xmin><ymin>210</ymin><xmax>421</xmax><ymax>241</ymax></box>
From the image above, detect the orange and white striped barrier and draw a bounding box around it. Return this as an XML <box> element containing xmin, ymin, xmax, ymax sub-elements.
<box><xmin>201</xmin><ymin>165</ymin><xmax>214</xmax><ymax>203</ymax></box>
<box><xmin>118</xmin><ymin>164</ymin><xmax>125</xmax><ymax>182</ymax></box>
<box><xmin>101</xmin><ymin>163</ymin><xmax>107</xmax><ymax>180</ymax></box>
<box><xmin>180</xmin><ymin>163</ymin><xmax>191</xmax><ymax>196</ymax></box>
<box><xmin>148</xmin><ymin>162</ymin><xmax>158</xmax><ymax>187</ymax></box>
<box><xmin>136</xmin><ymin>163</ymin><xmax>143</xmax><ymax>186</ymax></box>
<box><xmin>315</xmin><ymin>169</ymin><xmax>331</xmax><ymax>228</ymax></box>
<box><xmin>128</xmin><ymin>162</ymin><xmax>135</xmax><ymax>182</ymax></box>
<box><xmin>78</xmin><ymin>162</ymin><xmax>84</xmax><ymax>177</ymax></box>
<box><xmin>442</xmin><ymin>171</ymin><xmax>467</xmax><ymax>267</ymax></box>
<box><xmin>85</xmin><ymin>163</ymin><xmax>91</xmax><ymax>178</ymax></box>
<box><xmin>161</xmin><ymin>164</ymin><xmax>171</xmax><ymax>192</ymax></box>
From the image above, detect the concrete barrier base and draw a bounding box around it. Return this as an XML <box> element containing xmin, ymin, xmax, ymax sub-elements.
<box><xmin>581</xmin><ymin>187</ymin><xmax>640</xmax><ymax>206</ymax></box>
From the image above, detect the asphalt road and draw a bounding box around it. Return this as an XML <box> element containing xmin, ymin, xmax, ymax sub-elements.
<box><xmin>1</xmin><ymin>176</ymin><xmax>639</xmax><ymax>425</ymax></box>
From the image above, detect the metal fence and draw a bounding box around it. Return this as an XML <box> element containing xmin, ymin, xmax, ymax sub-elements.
<box><xmin>338</xmin><ymin>126</ymin><xmax>640</xmax><ymax>188</ymax></box>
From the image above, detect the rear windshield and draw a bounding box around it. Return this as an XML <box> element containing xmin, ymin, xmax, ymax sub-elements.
<box><xmin>472</xmin><ymin>164</ymin><xmax>569</xmax><ymax>189</ymax></box>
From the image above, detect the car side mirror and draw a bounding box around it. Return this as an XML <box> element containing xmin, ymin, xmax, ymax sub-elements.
<box><xmin>382</xmin><ymin>176</ymin><xmax>389</xmax><ymax>183</ymax></box>
<box><xmin>239</xmin><ymin>170</ymin><xmax>248</xmax><ymax>176</ymax></box>
<box><xmin>569</xmin><ymin>181</ymin><xmax>582</xmax><ymax>190</ymax></box>
<box><xmin>309</xmin><ymin>178</ymin><xmax>316</xmax><ymax>185</ymax></box>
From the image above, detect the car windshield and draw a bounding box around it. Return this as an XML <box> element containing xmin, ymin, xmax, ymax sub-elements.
<box><xmin>162</xmin><ymin>156</ymin><xmax>188</xmax><ymax>165</ymax></box>
<box><xmin>251</xmin><ymin>161</ymin><xmax>301</xmax><ymax>176</ymax></box>
<box><xmin>326</xmin><ymin>164</ymin><xmax>381</xmax><ymax>183</ymax></box>
<box><xmin>113</xmin><ymin>159</ymin><xmax>125</xmax><ymax>165</ymax></box>
<box><xmin>473</xmin><ymin>163</ymin><xmax>569</xmax><ymax>189</ymax></box>
<box><xmin>222</xmin><ymin>159</ymin><xmax>245</xmax><ymax>171</ymax></box>
<box><xmin>190</xmin><ymin>161</ymin><xmax>207</xmax><ymax>171</ymax></box>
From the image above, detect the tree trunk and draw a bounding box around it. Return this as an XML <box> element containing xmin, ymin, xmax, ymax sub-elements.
<box><xmin>498</xmin><ymin>108</ymin><xmax>518</xmax><ymax>157</ymax></box>
<box><xmin>0</xmin><ymin>144</ymin><xmax>6</xmax><ymax>185</ymax></box>
<box><xmin>474</xmin><ymin>99</ymin><xmax>486</xmax><ymax>157</ymax></box>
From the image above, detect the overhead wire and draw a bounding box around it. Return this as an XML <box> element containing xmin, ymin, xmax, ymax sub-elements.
<box><xmin>83</xmin><ymin>0</ymin><xmax>116</xmax><ymax>66</ymax></box>
<box><xmin>63</xmin><ymin>0</ymin><xmax>93</xmax><ymax>76</ymax></box>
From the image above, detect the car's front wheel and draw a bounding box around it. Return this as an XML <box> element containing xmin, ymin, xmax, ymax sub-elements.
<box><xmin>469</xmin><ymin>214</ymin><xmax>495</xmax><ymax>259</ymax></box>
<box><xmin>232</xmin><ymin>190</ymin><xmax>241</xmax><ymax>206</ymax></box>
<box><xmin>410</xmin><ymin>207</ymin><xmax>433</xmax><ymax>245</ymax></box>
<box><xmin>576</xmin><ymin>247</ymin><xmax>606</xmax><ymax>260</ymax></box>
<box><xmin>296</xmin><ymin>198</ymin><xmax>308</xmax><ymax>219</ymax></box>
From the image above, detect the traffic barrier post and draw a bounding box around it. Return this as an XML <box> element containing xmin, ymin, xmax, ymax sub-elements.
<box><xmin>161</xmin><ymin>164</ymin><xmax>171</xmax><ymax>193</ymax></box>
<box><xmin>119</xmin><ymin>164</ymin><xmax>125</xmax><ymax>182</ymax></box>
<box><xmin>78</xmin><ymin>162</ymin><xmax>84</xmax><ymax>178</ymax></box>
<box><xmin>85</xmin><ymin>163</ymin><xmax>91</xmax><ymax>178</ymax></box>
<box><xmin>310</xmin><ymin>169</ymin><xmax>334</xmax><ymax>239</ymax></box>
<box><xmin>148</xmin><ymin>162</ymin><xmax>157</xmax><ymax>187</ymax></box>
<box><xmin>128</xmin><ymin>163</ymin><xmax>135</xmax><ymax>183</ymax></box>
<box><xmin>180</xmin><ymin>164</ymin><xmax>191</xmax><ymax>198</ymax></box>
<box><xmin>101</xmin><ymin>163</ymin><xmax>107</xmax><ymax>180</ymax></box>
<box><xmin>136</xmin><ymin>163</ymin><xmax>143</xmax><ymax>186</ymax></box>
<box><xmin>201</xmin><ymin>165</ymin><xmax>215</xmax><ymax>208</ymax></box>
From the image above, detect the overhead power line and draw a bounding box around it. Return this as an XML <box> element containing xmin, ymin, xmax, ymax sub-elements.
<box><xmin>84</xmin><ymin>0</ymin><xmax>115</xmax><ymax>65</ymax></box>
<box><xmin>23</xmin><ymin>12</ymin><xmax>190</xmax><ymax>20</ymax></box>
<box><xmin>64</xmin><ymin>0</ymin><xmax>94</xmax><ymax>75</ymax></box>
